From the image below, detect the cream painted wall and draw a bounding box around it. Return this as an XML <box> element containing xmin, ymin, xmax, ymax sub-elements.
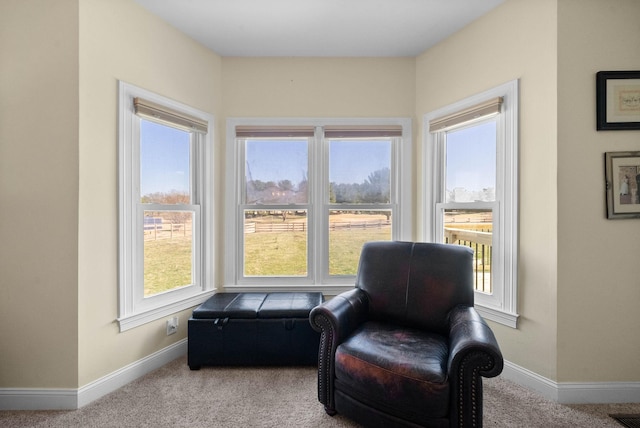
<box><xmin>222</xmin><ymin>57</ymin><xmax>416</xmax><ymax>119</ymax></box>
<box><xmin>556</xmin><ymin>0</ymin><xmax>640</xmax><ymax>382</ymax></box>
<box><xmin>77</xmin><ymin>0</ymin><xmax>222</xmax><ymax>386</ymax></box>
<box><xmin>0</xmin><ymin>0</ymin><xmax>79</xmax><ymax>388</ymax></box>
<box><xmin>415</xmin><ymin>0</ymin><xmax>560</xmax><ymax>380</ymax></box>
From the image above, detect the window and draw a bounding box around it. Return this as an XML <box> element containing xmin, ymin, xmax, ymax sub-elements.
<box><xmin>225</xmin><ymin>119</ymin><xmax>411</xmax><ymax>293</ymax></box>
<box><xmin>423</xmin><ymin>80</ymin><xmax>519</xmax><ymax>327</ymax></box>
<box><xmin>118</xmin><ymin>82</ymin><xmax>214</xmax><ymax>331</ymax></box>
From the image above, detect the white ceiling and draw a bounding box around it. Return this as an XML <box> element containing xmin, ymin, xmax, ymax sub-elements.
<box><xmin>133</xmin><ymin>0</ymin><xmax>505</xmax><ymax>57</ymax></box>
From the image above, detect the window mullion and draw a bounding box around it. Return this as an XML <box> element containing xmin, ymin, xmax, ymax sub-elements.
<box><xmin>141</xmin><ymin>203</ymin><xmax>198</xmax><ymax>211</ymax></box>
<box><xmin>389</xmin><ymin>136</ymin><xmax>398</xmax><ymax>238</ymax></box>
<box><xmin>313</xmin><ymin>126</ymin><xmax>324</xmax><ymax>284</ymax></box>
<box><xmin>129</xmin><ymin>116</ymin><xmax>142</xmax><ymax>314</ymax></box>
<box><xmin>190</xmin><ymin>133</ymin><xmax>198</xmax><ymax>205</ymax></box>
<box><xmin>235</xmin><ymin>137</ymin><xmax>245</xmax><ymax>284</ymax></box>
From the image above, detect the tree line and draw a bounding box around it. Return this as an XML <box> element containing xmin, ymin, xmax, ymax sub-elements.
<box><xmin>141</xmin><ymin>190</ymin><xmax>191</xmax><ymax>224</ymax></box>
<box><xmin>246</xmin><ymin>167</ymin><xmax>391</xmax><ymax>204</ymax></box>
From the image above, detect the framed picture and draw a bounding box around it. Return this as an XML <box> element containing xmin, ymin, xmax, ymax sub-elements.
<box><xmin>596</xmin><ymin>71</ymin><xmax>640</xmax><ymax>130</ymax></box>
<box><xmin>605</xmin><ymin>151</ymin><xmax>640</xmax><ymax>219</ymax></box>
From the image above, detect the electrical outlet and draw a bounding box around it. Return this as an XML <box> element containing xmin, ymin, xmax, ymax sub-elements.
<box><xmin>166</xmin><ymin>317</ymin><xmax>179</xmax><ymax>336</ymax></box>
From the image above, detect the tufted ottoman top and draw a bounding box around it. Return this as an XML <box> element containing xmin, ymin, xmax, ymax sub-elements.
<box><xmin>192</xmin><ymin>292</ymin><xmax>323</xmax><ymax>319</ymax></box>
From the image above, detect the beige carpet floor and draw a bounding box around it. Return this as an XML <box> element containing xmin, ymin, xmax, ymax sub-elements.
<box><xmin>1</xmin><ymin>356</ymin><xmax>639</xmax><ymax>427</ymax></box>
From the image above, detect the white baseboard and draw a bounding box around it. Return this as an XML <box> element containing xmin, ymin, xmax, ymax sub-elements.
<box><xmin>501</xmin><ymin>359</ymin><xmax>640</xmax><ymax>404</ymax></box>
<box><xmin>3</xmin><ymin>350</ymin><xmax>639</xmax><ymax>410</ymax></box>
<box><xmin>556</xmin><ymin>381</ymin><xmax>640</xmax><ymax>404</ymax></box>
<box><xmin>500</xmin><ymin>359</ymin><xmax>560</xmax><ymax>402</ymax></box>
<box><xmin>77</xmin><ymin>339</ymin><xmax>187</xmax><ymax>408</ymax></box>
<box><xmin>0</xmin><ymin>388</ymin><xmax>78</xmax><ymax>411</ymax></box>
<box><xmin>0</xmin><ymin>339</ymin><xmax>187</xmax><ymax>411</ymax></box>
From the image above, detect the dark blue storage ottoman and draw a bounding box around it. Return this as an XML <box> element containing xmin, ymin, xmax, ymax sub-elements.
<box><xmin>188</xmin><ymin>292</ymin><xmax>323</xmax><ymax>369</ymax></box>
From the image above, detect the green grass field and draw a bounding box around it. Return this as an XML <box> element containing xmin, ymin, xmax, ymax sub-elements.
<box><xmin>243</xmin><ymin>228</ymin><xmax>391</xmax><ymax>277</ymax></box>
<box><xmin>143</xmin><ymin>227</ymin><xmax>390</xmax><ymax>294</ymax></box>
<box><xmin>144</xmin><ymin>237</ymin><xmax>192</xmax><ymax>296</ymax></box>
<box><xmin>328</xmin><ymin>229</ymin><xmax>390</xmax><ymax>275</ymax></box>
<box><xmin>244</xmin><ymin>231</ymin><xmax>308</xmax><ymax>276</ymax></box>
<box><xmin>143</xmin><ymin>211</ymin><xmax>489</xmax><ymax>294</ymax></box>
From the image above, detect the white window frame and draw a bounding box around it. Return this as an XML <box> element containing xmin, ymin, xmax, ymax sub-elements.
<box><xmin>117</xmin><ymin>81</ymin><xmax>215</xmax><ymax>332</ymax></box>
<box><xmin>423</xmin><ymin>80</ymin><xmax>519</xmax><ymax>328</ymax></box>
<box><xmin>224</xmin><ymin>118</ymin><xmax>412</xmax><ymax>295</ymax></box>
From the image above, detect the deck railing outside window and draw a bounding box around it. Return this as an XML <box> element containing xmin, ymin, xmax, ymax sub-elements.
<box><xmin>444</xmin><ymin>228</ymin><xmax>492</xmax><ymax>293</ymax></box>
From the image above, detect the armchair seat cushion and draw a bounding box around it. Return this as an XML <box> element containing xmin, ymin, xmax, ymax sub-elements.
<box><xmin>334</xmin><ymin>321</ymin><xmax>450</xmax><ymax>422</ymax></box>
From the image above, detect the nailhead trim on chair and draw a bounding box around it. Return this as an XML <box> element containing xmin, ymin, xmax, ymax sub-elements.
<box><xmin>311</xmin><ymin>313</ymin><xmax>335</xmax><ymax>410</ymax></box>
<box><xmin>457</xmin><ymin>351</ymin><xmax>495</xmax><ymax>428</ymax></box>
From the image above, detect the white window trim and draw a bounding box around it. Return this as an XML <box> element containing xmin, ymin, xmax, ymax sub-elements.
<box><xmin>117</xmin><ymin>81</ymin><xmax>215</xmax><ymax>331</ymax></box>
<box><xmin>224</xmin><ymin>117</ymin><xmax>412</xmax><ymax>296</ymax></box>
<box><xmin>423</xmin><ymin>80</ymin><xmax>519</xmax><ymax>328</ymax></box>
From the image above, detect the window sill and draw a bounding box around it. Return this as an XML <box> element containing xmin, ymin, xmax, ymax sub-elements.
<box><xmin>117</xmin><ymin>290</ymin><xmax>215</xmax><ymax>332</ymax></box>
<box><xmin>475</xmin><ymin>303</ymin><xmax>519</xmax><ymax>328</ymax></box>
<box><xmin>222</xmin><ymin>283</ymin><xmax>354</xmax><ymax>298</ymax></box>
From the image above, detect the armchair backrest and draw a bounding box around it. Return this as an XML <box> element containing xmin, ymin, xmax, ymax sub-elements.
<box><xmin>355</xmin><ymin>241</ymin><xmax>474</xmax><ymax>335</ymax></box>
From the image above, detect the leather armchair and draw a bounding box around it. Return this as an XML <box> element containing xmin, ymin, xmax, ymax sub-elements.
<box><xmin>310</xmin><ymin>241</ymin><xmax>503</xmax><ymax>428</ymax></box>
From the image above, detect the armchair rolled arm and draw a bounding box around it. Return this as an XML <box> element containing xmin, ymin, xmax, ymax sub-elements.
<box><xmin>309</xmin><ymin>288</ymin><xmax>369</xmax><ymax>413</ymax></box>
<box><xmin>447</xmin><ymin>305</ymin><xmax>504</xmax><ymax>428</ymax></box>
<box><xmin>310</xmin><ymin>288</ymin><xmax>369</xmax><ymax>341</ymax></box>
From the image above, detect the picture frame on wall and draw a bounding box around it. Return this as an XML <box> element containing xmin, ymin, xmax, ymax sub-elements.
<box><xmin>605</xmin><ymin>151</ymin><xmax>640</xmax><ymax>219</ymax></box>
<box><xmin>596</xmin><ymin>71</ymin><xmax>640</xmax><ymax>130</ymax></box>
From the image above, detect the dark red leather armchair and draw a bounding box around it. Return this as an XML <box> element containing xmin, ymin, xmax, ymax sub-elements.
<box><xmin>309</xmin><ymin>241</ymin><xmax>503</xmax><ymax>428</ymax></box>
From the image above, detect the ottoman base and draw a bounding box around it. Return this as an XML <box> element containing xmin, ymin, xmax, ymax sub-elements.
<box><xmin>188</xmin><ymin>292</ymin><xmax>323</xmax><ymax>369</ymax></box>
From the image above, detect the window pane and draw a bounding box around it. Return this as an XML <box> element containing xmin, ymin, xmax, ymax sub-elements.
<box><xmin>140</xmin><ymin>119</ymin><xmax>191</xmax><ymax>204</ymax></box>
<box><xmin>443</xmin><ymin>209</ymin><xmax>492</xmax><ymax>293</ymax></box>
<box><xmin>243</xmin><ymin>210</ymin><xmax>308</xmax><ymax>276</ymax></box>
<box><xmin>445</xmin><ymin>121</ymin><xmax>496</xmax><ymax>203</ymax></box>
<box><xmin>245</xmin><ymin>139</ymin><xmax>308</xmax><ymax>204</ymax></box>
<box><xmin>143</xmin><ymin>210</ymin><xmax>193</xmax><ymax>297</ymax></box>
<box><xmin>328</xmin><ymin>210</ymin><xmax>392</xmax><ymax>276</ymax></box>
<box><xmin>329</xmin><ymin>140</ymin><xmax>391</xmax><ymax>204</ymax></box>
